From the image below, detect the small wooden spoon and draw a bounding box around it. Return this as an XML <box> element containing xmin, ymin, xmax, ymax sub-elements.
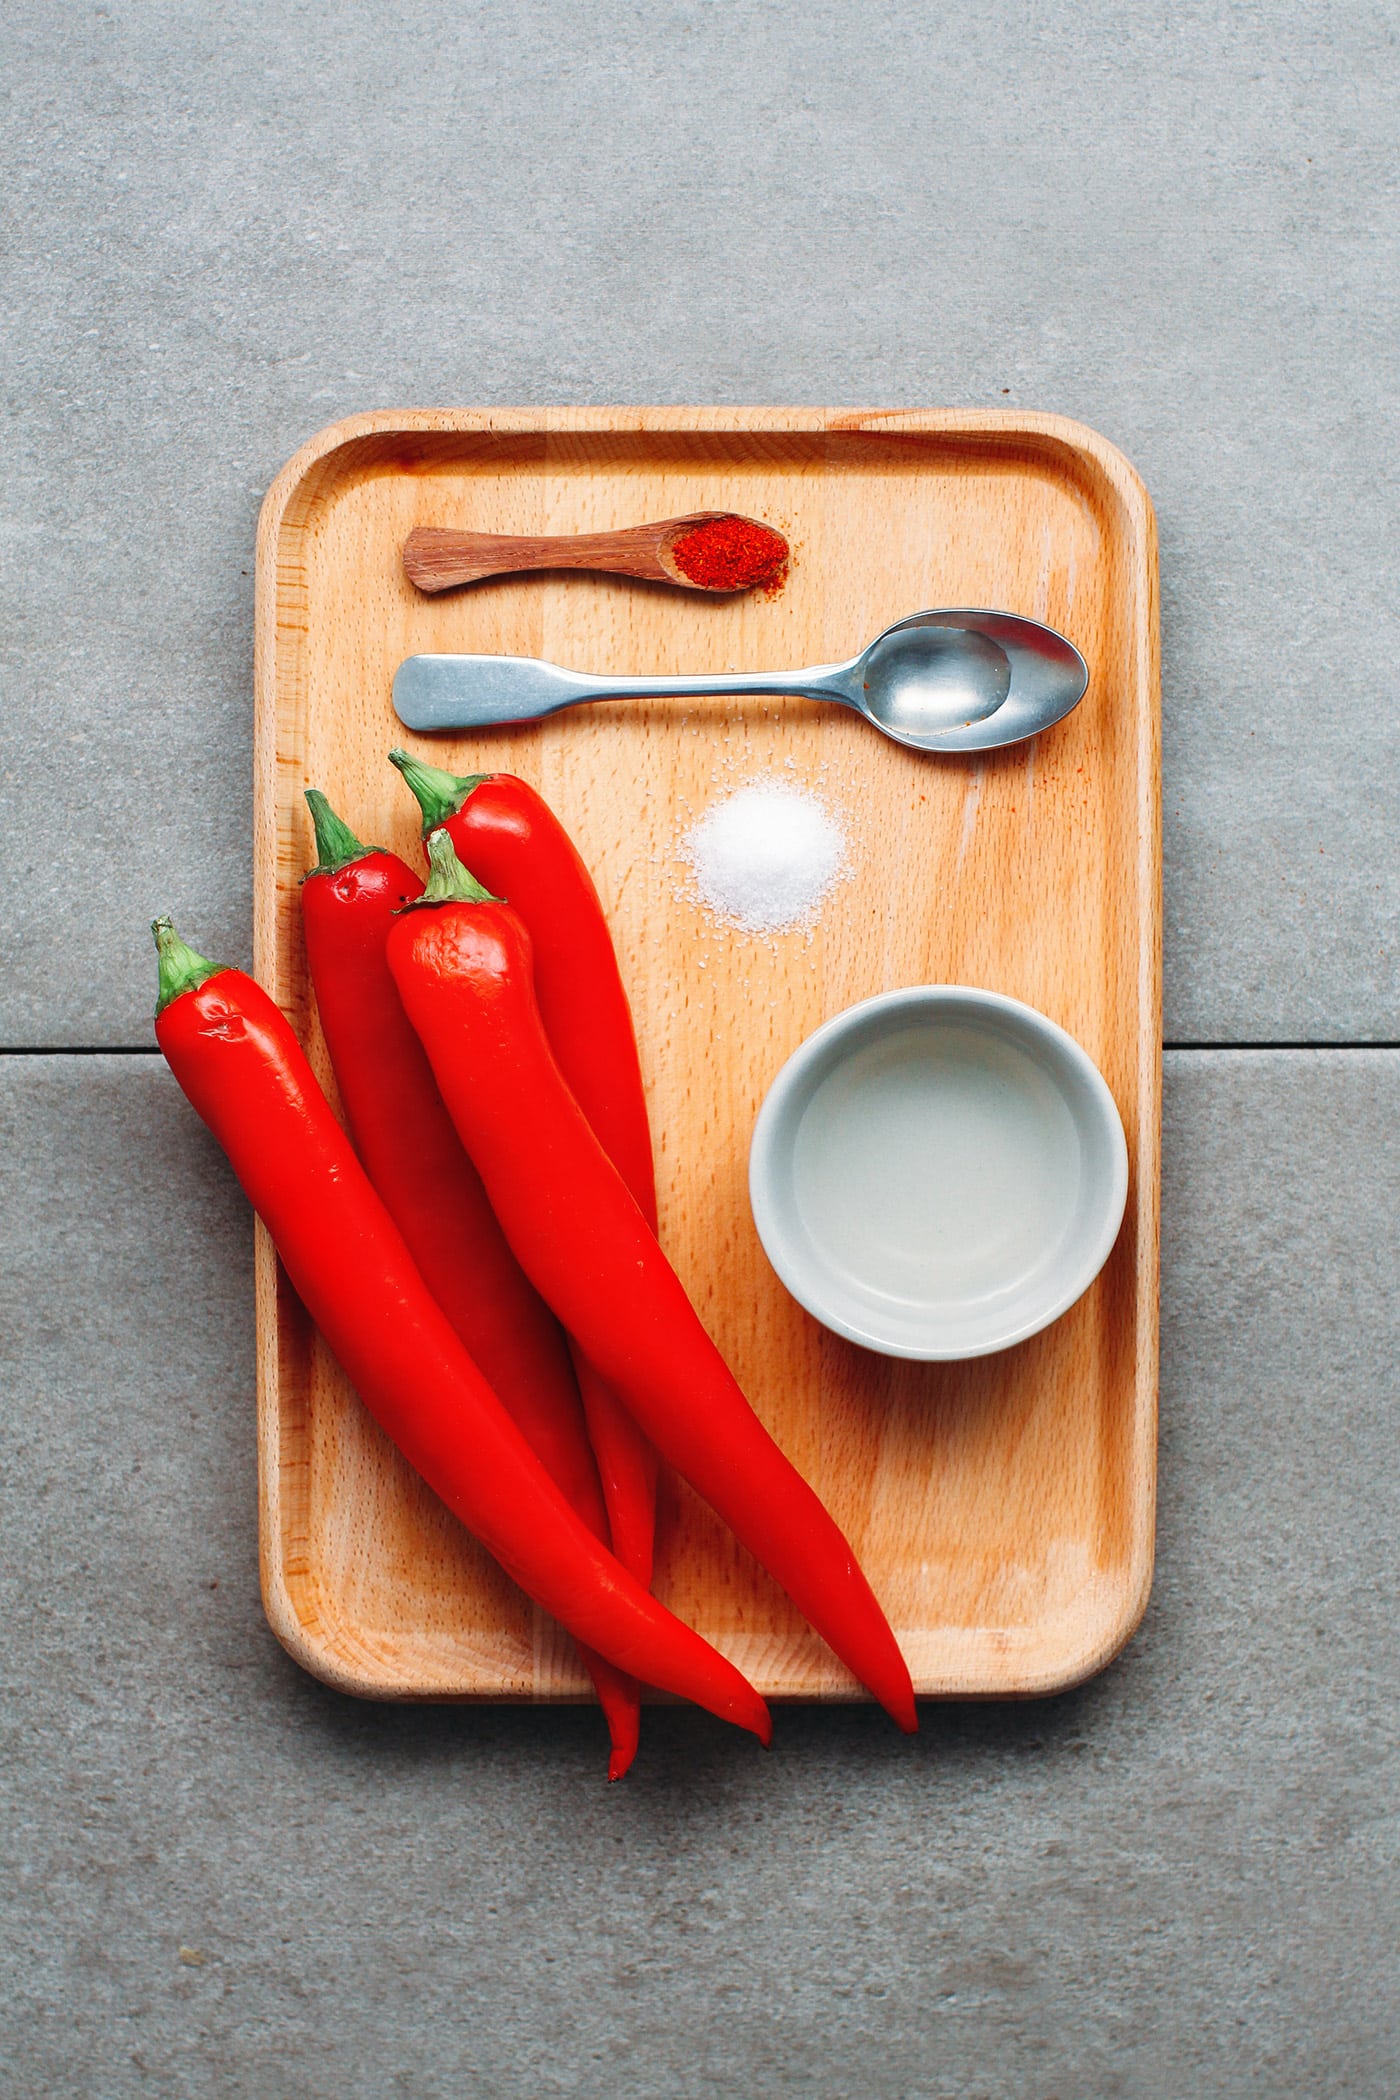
<box><xmin>402</xmin><ymin>511</ymin><xmax>787</xmax><ymax>594</ymax></box>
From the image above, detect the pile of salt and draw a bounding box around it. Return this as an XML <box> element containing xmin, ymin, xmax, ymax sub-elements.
<box><xmin>680</xmin><ymin>780</ymin><xmax>848</xmax><ymax>935</ymax></box>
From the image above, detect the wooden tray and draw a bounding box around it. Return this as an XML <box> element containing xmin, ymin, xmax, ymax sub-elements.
<box><xmin>253</xmin><ymin>407</ymin><xmax>1160</xmax><ymax>1704</ymax></box>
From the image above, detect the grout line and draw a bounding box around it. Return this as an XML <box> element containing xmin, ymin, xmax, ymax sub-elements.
<box><xmin>1164</xmin><ymin>1041</ymin><xmax>1400</xmax><ymax>1053</ymax></box>
<box><xmin>1</xmin><ymin>1041</ymin><xmax>1399</xmax><ymax>1059</ymax></box>
<box><xmin>0</xmin><ymin>1045</ymin><xmax>164</xmax><ymax>1057</ymax></box>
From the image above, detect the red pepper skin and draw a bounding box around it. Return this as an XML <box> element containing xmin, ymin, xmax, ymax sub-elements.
<box><xmin>155</xmin><ymin>960</ymin><xmax>771</xmax><ymax>1744</ymax></box>
<box><xmin>434</xmin><ymin>778</ymin><xmax>657</xmax><ymax>1220</ymax></box>
<box><xmin>387</xmin><ymin>898</ymin><xmax>917</xmax><ymax>1733</ymax></box>
<box><xmin>300</xmin><ymin>841</ymin><xmax>640</xmax><ymax>1779</ymax></box>
<box><xmin>399</xmin><ymin>765</ymin><xmax>659</xmax><ymax>1590</ymax></box>
<box><xmin>568</xmin><ymin>1353</ymin><xmax>657</xmax><ymax>1592</ymax></box>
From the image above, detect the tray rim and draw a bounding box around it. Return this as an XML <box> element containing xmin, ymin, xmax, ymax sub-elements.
<box><xmin>252</xmin><ymin>404</ymin><xmax>1161</xmax><ymax>1704</ymax></box>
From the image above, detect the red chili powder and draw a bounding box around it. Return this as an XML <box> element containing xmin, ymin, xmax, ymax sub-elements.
<box><xmin>670</xmin><ymin>516</ymin><xmax>789</xmax><ymax>594</ymax></box>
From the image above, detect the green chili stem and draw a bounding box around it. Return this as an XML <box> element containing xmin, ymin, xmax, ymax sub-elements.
<box><xmin>388</xmin><ymin>748</ymin><xmax>490</xmax><ymax>836</ymax></box>
<box><xmin>398</xmin><ymin>828</ymin><xmax>500</xmax><ymax>911</ymax></box>
<box><xmin>304</xmin><ymin>789</ymin><xmax>379</xmax><ymax>878</ymax></box>
<box><xmin>151</xmin><ymin>917</ymin><xmax>226</xmax><ymax>1016</ymax></box>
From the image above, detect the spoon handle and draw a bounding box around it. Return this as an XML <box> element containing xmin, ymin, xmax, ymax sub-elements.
<box><xmin>393</xmin><ymin>653</ymin><xmax>853</xmax><ymax>733</ymax></box>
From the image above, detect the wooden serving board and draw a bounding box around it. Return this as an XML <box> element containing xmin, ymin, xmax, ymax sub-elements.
<box><xmin>253</xmin><ymin>407</ymin><xmax>1160</xmax><ymax>1704</ymax></box>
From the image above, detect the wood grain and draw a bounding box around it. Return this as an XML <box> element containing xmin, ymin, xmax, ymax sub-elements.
<box><xmin>253</xmin><ymin>406</ymin><xmax>1160</xmax><ymax>1705</ymax></box>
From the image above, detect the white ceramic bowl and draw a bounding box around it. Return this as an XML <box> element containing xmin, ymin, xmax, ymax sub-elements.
<box><xmin>748</xmin><ymin>986</ymin><xmax>1128</xmax><ymax>1360</ymax></box>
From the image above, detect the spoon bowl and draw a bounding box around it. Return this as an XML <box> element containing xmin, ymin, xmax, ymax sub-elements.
<box><xmin>392</xmin><ymin>608</ymin><xmax>1089</xmax><ymax>753</ymax></box>
<box><xmin>839</xmin><ymin>610</ymin><xmax>1089</xmax><ymax>753</ymax></box>
<box><xmin>857</xmin><ymin>621</ymin><xmax>1011</xmax><ymax>742</ymax></box>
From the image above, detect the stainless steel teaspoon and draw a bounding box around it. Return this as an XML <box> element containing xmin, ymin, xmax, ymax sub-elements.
<box><xmin>391</xmin><ymin>609</ymin><xmax>1088</xmax><ymax>754</ymax></box>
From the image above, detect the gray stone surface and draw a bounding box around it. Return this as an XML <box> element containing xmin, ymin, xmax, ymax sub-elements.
<box><xmin>1</xmin><ymin>1049</ymin><xmax>1396</xmax><ymax>2097</ymax></box>
<box><xmin>2</xmin><ymin>0</ymin><xmax>1398</xmax><ymax>1045</ymax></box>
<box><xmin>4</xmin><ymin>2</ymin><xmax>1397</xmax><ymax>2090</ymax></box>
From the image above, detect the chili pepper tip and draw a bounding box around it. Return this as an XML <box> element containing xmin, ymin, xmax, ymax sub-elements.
<box><xmin>881</xmin><ymin>1679</ymin><xmax>918</xmax><ymax>1733</ymax></box>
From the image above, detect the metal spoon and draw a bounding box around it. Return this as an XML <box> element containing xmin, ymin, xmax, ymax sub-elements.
<box><xmin>391</xmin><ymin>609</ymin><xmax>1088</xmax><ymax>754</ymax></box>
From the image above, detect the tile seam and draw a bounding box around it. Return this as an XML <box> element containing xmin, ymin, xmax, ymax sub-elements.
<box><xmin>3</xmin><ymin>1042</ymin><xmax>1400</xmax><ymax>1059</ymax></box>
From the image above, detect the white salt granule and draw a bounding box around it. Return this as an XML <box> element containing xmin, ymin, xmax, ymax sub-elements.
<box><xmin>680</xmin><ymin>779</ymin><xmax>849</xmax><ymax>934</ymax></box>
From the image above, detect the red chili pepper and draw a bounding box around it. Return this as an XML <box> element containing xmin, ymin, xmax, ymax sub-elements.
<box><xmin>385</xmin><ymin>838</ymin><xmax>918</xmax><ymax>1732</ymax></box>
<box><xmin>389</xmin><ymin>753</ymin><xmax>659</xmax><ymax>1590</ymax></box>
<box><xmin>151</xmin><ymin>916</ymin><xmax>771</xmax><ymax>1747</ymax></box>
<box><xmin>299</xmin><ymin>790</ymin><xmax>641</xmax><ymax>1779</ymax></box>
